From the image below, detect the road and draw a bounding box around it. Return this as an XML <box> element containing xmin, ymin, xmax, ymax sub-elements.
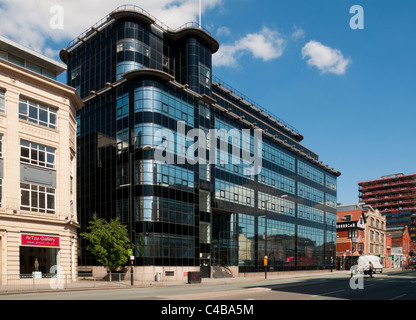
<box><xmin>1</xmin><ymin>270</ymin><xmax>415</xmax><ymax>301</ymax></box>
<box><xmin>201</xmin><ymin>271</ymin><xmax>416</xmax><ymax>300</ymax></box>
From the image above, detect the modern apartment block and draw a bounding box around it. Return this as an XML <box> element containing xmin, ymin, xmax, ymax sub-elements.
<box><xmin>0</xmin><ymin>35</ymin><xmax>82</xmax><ymax>281</ymax></box>
<box><xmin>359</xmin><ymin>173</ymin><xmax>416</xmax><ymax>241</ymax></box>
<box><xmin>60</xmin><ymin>5</ymin><xmax>340</xmax><ymax>279</ymax></box>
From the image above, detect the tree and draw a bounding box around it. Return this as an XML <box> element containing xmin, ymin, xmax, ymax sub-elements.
<box><xmin>81</xmin><ymin>213</ymin><xmax>131</xmax><ymax>280</ymax></box>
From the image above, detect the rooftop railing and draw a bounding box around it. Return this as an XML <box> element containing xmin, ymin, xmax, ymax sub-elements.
<box><xmin>66</xmin><ymin>4</ymin><xmax>210</xmax><ymax>51</ymax></box>
<box><xmin>212</xmin><ymin>75</ymin><xmax>300</xmax><ymax>136</ymax></box>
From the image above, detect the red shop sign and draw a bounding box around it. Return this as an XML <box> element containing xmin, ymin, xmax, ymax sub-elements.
<box><xmin>21</xmin><ymin>234</ymin><xmax>60</xmax><ymax>247</ymax></box>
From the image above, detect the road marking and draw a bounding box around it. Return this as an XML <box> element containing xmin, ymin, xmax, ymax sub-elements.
<box><xmin>390</xmin><ymin>294</ymin><xmax>406</xmax><ymax>300</ymax></box>
<box><xmin>310</xmin><ymin>289</ymin><xmax>344</xmax><ymax>298</ymax></box>
<box><xmin>158</xmin><ymin>287</ymin><xmax>271</xmax><ymax>300</ymax></box>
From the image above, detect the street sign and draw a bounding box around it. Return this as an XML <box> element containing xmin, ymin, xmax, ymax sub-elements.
<box><xmin>128</xmin><ymin>249</ymin><xmax>133</xmax><ymax>256</ymax></box>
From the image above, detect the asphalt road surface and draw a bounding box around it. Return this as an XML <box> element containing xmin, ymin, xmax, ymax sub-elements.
<box><xmin>194</xmin><ymin>272</ymin><xmax>416</xmax><ymax>300</ymax></box>
<box><xmin>1</xmin><ymin>270</ymin><xmax>415</xmax><ymax>301</ymax></box>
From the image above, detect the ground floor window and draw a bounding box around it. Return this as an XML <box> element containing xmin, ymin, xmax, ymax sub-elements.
<box><xmin>19</xmin><ymin>246</ymin><xmax>58</xmax><ymax>276</ymax></box>
<box><xmin>211</xmin><ymin>212</ymin><xmax>333</xmax><ymax>272</ymax></box>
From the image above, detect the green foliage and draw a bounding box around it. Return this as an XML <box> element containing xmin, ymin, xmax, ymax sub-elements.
<box><xmin>81</xmin><ymin>213</ymin><xmax>131</xmax><ymax>270</ymax></box>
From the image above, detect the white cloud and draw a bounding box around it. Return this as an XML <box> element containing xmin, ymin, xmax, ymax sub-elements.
<box><xmin>213</xmin><ymin>26</ymin><xmax>286</xmax><ymax>68</ymax></box>
<box><xmin>216</xmin><ymin>26</ymin><xmax>231</xmax><ymax>37</ymax></box>
<box><xmin>291</xmin><ymin>26</ymin><xmax>305</xmax><ymax>41</ymax></box>
<box><xmin>213</xmin><ymin>43</ymin><xmax>240</xmax><ymax>68</ymax></box>
<box><xmin>0</xmin><ymin>0</ymin><xmax>222</xmax><ymax>57</ymax></box>
<box><xmin>301</xmin><ymin>40</ymin><xmax>351</xmax><ymax>75</ymax></box>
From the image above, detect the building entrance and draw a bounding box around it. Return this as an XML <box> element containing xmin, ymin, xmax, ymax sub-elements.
<box><xmin>200</xmin><ymin>257</ymin><xmax>210</xmax><ymax>278</ymax></box>
<box><xmin>211</xmin><ymin>212</ymin><xmax>238</xmax><ymax>266</ymax></box>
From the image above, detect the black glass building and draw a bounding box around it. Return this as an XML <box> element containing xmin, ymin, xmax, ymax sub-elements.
<box><xmin>60</xmin><ymin>5</ymin><xmax>341</xmax><ymax>278</ymax></box>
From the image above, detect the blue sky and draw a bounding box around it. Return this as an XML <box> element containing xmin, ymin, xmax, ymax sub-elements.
<box><xmin>209</xmin><ymin>1</ymin><xmax>416</xmax><ymax>205</ymax></box>
<box><xmin>1</xmin><ymin>0</ymin><xmax>415</xmax><ymax>205</ymax></box>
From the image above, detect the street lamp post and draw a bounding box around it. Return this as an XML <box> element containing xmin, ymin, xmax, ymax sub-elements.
<box><xmin>258</xmin><ymin>212</ymin><xmax>268</xmax><ymax>279</ymax></box>
<box><xmin>120</xmin><ymin>144</ymin><xmax>152</xmax><ymax>286</ymax></box>
<box><xmin>259</xmin><ymin>195</ymin><xmax>287</xmax><ymax>279</ymax></box>
<box><xmin>351</xmin><ymin>235</ymin><xmax>357</xmax><ymax>269</ymax></box>
<box><xmin>128</xmin><ymin>150</ymin><xmax>134</xmax><ymax>286</ymax></box>
<box><xmin>264</xmin><ymin>217</ymin><xmax>268</xmax><ymax>280</ymax></box>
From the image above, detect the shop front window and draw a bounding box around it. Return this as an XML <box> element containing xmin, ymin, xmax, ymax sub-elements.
<box><xmin>19</xmin><ymin>246</ymin><xmax>58</xmax><ymax>276</ymax></box>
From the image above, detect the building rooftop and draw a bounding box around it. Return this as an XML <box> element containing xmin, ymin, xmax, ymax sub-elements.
<box><xmin>337</xmin><ymin>209</ymin><xmax>364</xmax><ymax>223</ymax></box>
<box><xmin>337</xmin><ymin>203</ymin><xmax>372</xmax><ymax>212</ymax></box>
<box><xmin>387</xmin><ymin>225</ymin><xmax>409</xmax><ymax>239</ymax></box>
<box><xmin>0</xmin><ymin>34</ymin><xmax>66</xmax><ymax>77</ymax></box>
<box><xmin>359</xmin><ymin>173</ymin><xmax>416</xmax><ymax>186</ymax></box>
<box><xmin>61</xmin><ymin>4</ymin><xmax>219</xmax><ymax>60</ymax></box>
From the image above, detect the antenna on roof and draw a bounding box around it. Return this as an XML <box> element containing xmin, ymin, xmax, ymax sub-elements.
<box><xmin>199</xmin><ymin>0</ymin><xmax>202</xmax><ymax>28</ymax></box>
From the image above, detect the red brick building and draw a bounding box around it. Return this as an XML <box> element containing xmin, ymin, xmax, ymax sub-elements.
<box><xmin>387</xmin><ymin>226</ymin><xmax>411</xmax><ymax>268</ymax></box>
<box><xmin>336</xmin><ymin>209</ymin><xmax>366</xmax><ymax>270</ymax></box>
<box><xmin>385</xmin><ymin>234</ymin><xmax>392</xmax><ymax>268</ymax></box>
<box><xmin>390</xmin><ymin>226</ymin><xmax>411</xmax><ymax>251</ymax></box>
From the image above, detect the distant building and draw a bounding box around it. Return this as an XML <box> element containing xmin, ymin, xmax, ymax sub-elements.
<box><xmin>0</xmin><ymin>35</ymin><xmax>82</xmax><ymax>280</ymax></box>
<box><xmin>388</xmin><ymin>226</ymin><xmax>411</xmax><ymax>268</ymax></box>
<box><xmin>363</xmin><ymin>205</ymin><xmax>386</xmax><ymax>265</ymax></box>
<box><xmin>358</xmin><ymin>173</ymin><xmax>416</xmax><ymax>241</ymax></box>
<box><xmin>336</xmin><ymin>202</ymin><xmax>387</xmax><ymax>267</ymax></box>
<box><xmin>390</xmin><ymin>226</ymin><xmax>411</xmax><ymax>254</ymax></box>
<box><xmin>336</xmin><ymin>204</ymin><xmax>366</xmax><ymax>269</ymax></box>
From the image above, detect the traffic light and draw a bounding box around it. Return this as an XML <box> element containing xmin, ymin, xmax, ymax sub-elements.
<box><xmin>410</xmin><ymin>250</ymin><xmax>414</xmax><ymax>257</ymax></box>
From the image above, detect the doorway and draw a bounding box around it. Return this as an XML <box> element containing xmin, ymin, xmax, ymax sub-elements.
<box><xmin>211</xmin><ymin>212</ymin><xmax>238</xmax><ymax>266</ymax></box>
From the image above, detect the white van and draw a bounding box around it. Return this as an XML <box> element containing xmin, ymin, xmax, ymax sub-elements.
<box><xmin>351</xmin><ymin>255</ymin><xmax>383</xmax><ymax>276</ymax></box>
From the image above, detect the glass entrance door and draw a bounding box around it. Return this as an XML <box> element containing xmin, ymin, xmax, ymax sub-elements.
<box><xmin>211</xmin><ymin>212</ymin><xmax>238</xmax><ymax>266</ymax></box>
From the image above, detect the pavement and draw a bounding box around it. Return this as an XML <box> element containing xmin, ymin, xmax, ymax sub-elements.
<box><xmin>0</xmin><ymin>267</ymin><xmax>410</xmax><ymax>295</ymax></box>
<box><xmin>85</xmin><ymin>267</ymin><xmax>409</xmax><ymax>290</ymax></box>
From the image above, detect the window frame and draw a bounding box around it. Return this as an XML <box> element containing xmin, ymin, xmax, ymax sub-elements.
<box><xmin>199</xmin><ymin>63</ymin><xmax>211</xmax><ymax>89</ymax></box>
<box><xmin>0</xmin><ymin>89</ymin><xmax>5</xmax><ymax>114</ymax></box>
<box><xmin>20</xmin><ymin>182</ymin><xmax>56</xmax><ymax>214</ymax></box>
<box><xmin>116</xmin><ymin>93</ymin><xmax>129</xmax><ymax>120</ymax></box>
<box><xmin>20</xmin><ymin>139</ymin><xmax>56</xmax><ymax>169</ymax></box>
<box><xmin>18</xmin><ymin>97</ymin><xmax>58</xmax><ymax>129</ymax></box>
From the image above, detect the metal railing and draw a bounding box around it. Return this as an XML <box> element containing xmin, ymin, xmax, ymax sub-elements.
<box><xmin>0</xmin><ymin>272</ymin><xmax>177</xmax><ymax>293</ymax></box>
<box><xmin>66</xmin><ymin>4</ymin><xmax>211</xmax><ymax>51</ymax></box>
<box><xmin>212</xmin><ymin>75</ymin><xmax>300</xmax><ymax>136</ymax></box>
